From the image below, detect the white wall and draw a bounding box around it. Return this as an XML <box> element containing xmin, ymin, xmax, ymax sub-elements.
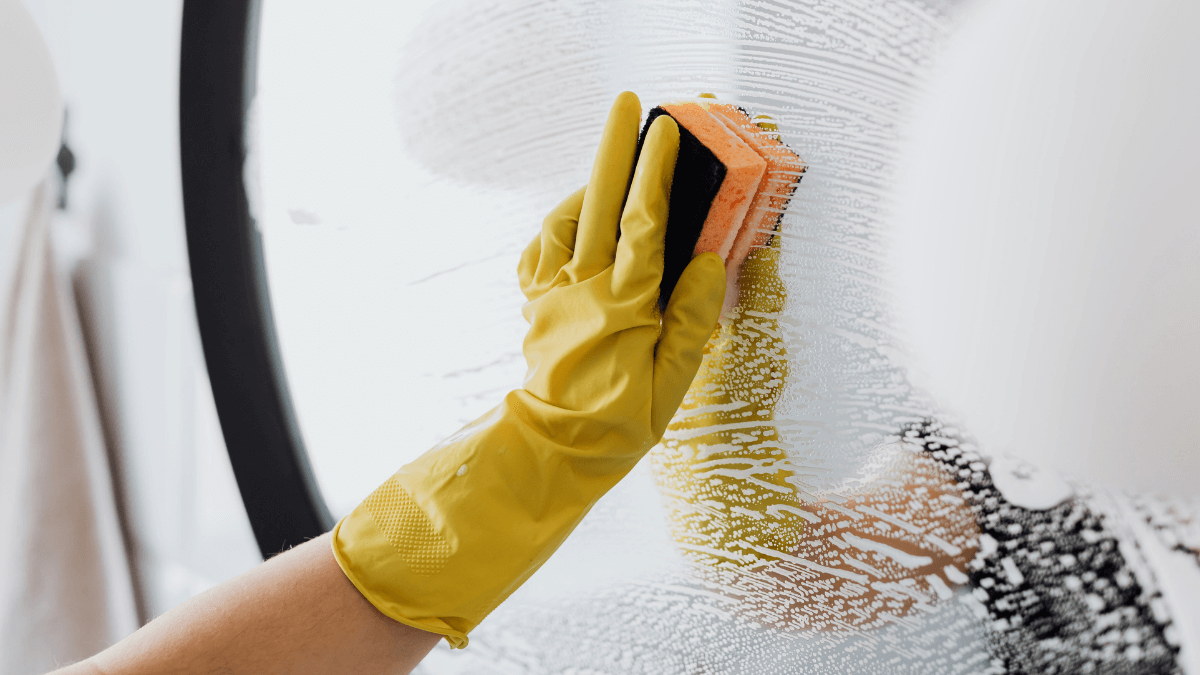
<box><xmin>20</xmin><ymin>0</ymin><xmax>262</xmax><ymax>620</ymax></box>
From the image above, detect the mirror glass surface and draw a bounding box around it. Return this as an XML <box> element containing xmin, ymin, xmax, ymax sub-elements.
<box><xmin>249</xmin><ymin>1</ymin><xmax>1199</xmax><ymax>672</ymax></box>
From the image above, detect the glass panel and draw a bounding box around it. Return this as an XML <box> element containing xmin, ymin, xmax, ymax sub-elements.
<box><xmin>249</xmin><ymin>1</ymin><xmax>1198</xmax><ymax>672</ymax></box>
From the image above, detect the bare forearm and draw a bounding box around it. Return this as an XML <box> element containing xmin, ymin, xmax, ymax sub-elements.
<box><xmin>52</xmin><ymin>533</ymin><xmax>439</xmax><ymax>675</ymax></box>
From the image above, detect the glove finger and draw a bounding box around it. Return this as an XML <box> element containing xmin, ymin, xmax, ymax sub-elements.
<box><xmin>530</xmin><ymin>186</ymin><xmax>586</xmax><ymax>295</ymax></box>
<box><xmin>613</xmin><ymin>114</ymin><xmax>678</xmax><ymax>302</ymax></box>
<box><xmin>651</xmin><ymin>252</ymin><xmax>726</xmax><ymax>438</ymax></box>
<box><xmin>563</xmin><ymin>91</ymin><xmax>641</xmax><ymax>282</ymax></box>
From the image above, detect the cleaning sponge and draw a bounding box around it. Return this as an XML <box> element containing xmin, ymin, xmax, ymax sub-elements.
<box><xmin>637</xmin><ymin>104</ymin><xmax>762</xmax><ymax>307</ymax></box>
<box><xmin>708</xmin><ymin>104</ymin><xmax>806</xmax><ymax>300</ymax></box>
<box><xmin>638</xmin><ymin>101</ymin><xmax>804</xmax><ymax>309</ymax></box>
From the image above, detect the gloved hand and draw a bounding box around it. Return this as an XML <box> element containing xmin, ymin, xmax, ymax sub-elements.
<box><xmin>332</xmin><ymin>91</ymin><xmax>726</xmax><ymax>648</ymax></box>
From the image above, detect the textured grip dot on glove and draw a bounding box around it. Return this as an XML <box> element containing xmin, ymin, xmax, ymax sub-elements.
<box><xmin>365</xmin><ymin>476</ymin><xmax>451</xmax><ymax>576</ymax></box>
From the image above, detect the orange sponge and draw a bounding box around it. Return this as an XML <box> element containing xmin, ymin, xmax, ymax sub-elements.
<box><xmin>708</xmin><ymin>104</ymin><xmax>807</xmax><ymax>278</ymax></box>
<box><xmin>635</xmin><ymin>101</ymin><xmax>804</xmax><ymax>309</ymax></box>
<box><xmin>659</xmin><ymin>103</ymin><xmax>767</xmax><ymax>260</ymax></box>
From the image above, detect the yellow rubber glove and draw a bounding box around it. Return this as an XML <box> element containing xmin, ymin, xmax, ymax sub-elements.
<box><xmin>332</xmin><ymin>92</ymin><xmax>726</xmax><ymax>648</ymax></box>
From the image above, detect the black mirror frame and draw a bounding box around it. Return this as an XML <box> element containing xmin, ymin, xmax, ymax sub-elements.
<box><xmin>179</xmin><ymin>0</ymin><xmax>334</xmax><ymax>558</ymax></box>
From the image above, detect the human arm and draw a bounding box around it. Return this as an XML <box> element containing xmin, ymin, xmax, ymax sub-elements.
<box><xmin>51</xmin><ymin>533</ymin><xmax>439</xmax><ymax>675</ymax></box>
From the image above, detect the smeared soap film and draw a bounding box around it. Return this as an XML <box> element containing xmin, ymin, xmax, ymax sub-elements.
<box><xmin>256</xmin><ymin>0</ymin><xmax>1197</xmax><ymax>671</ymax></box>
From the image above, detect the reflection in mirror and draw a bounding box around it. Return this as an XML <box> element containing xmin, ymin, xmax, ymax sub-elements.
<box><xmin>249</xmin><ymin>0</ymin><xmax>1199</xmax><ymax>672</ymax></box>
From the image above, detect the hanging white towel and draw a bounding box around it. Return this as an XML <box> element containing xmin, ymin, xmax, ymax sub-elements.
<box><xmin>0</xmin><ymin>183</ymin><xmax>138</xmax><ymax>674</ymax></box>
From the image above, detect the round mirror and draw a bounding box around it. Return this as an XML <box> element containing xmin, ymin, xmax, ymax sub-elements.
<box><xmin>181</xmin><ymin>0</ymin><xmax>1200</xmax><ymax>672</ymax></box>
